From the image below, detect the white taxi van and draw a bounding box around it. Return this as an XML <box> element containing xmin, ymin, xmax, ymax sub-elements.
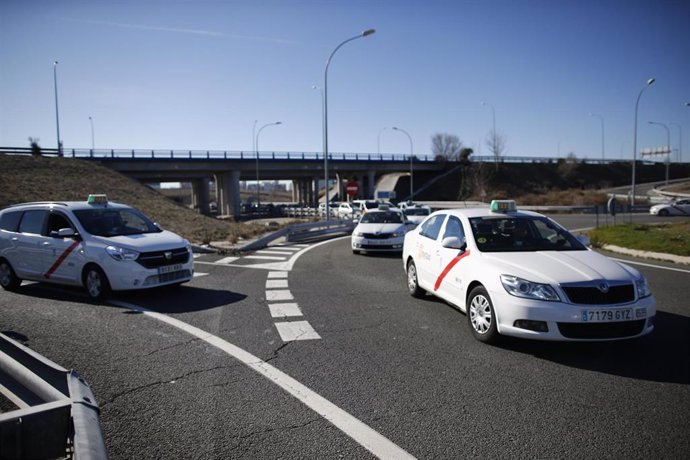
<box><xmin>402</xmin><ymin>200</ymin><xmax>655</xmax><ymax>343</ymax></box>
<box><xmin>0</xmin><ymin>195</ymin><xmax>194</xmax><ymax>300</ymax></box>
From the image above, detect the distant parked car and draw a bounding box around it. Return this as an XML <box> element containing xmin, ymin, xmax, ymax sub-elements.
<box><xmin>649</xmin><ymin>199</ymin><xmax>690</xmax><ymax>216</ymax></box>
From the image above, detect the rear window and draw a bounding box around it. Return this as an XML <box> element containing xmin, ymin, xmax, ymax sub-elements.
<box><xmin>18</xmin><ymin>210</ymin><xmax>47</xmax><ymax>235</ymax></box>
<box><xmin>0</xmin><ymin>211</ymin><xmax>23</xmax><ymax>232</ymax></box>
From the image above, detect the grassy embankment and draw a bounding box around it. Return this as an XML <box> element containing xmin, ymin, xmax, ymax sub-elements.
<box><xmin>0</xmin><ymin>154</ymin><xmax>282</xmax><ymax>245</ymax></box>
<box><xmin>589</xmin><ymin>222</ymin><xmax>690</xmax><ymax>257</ymax></box>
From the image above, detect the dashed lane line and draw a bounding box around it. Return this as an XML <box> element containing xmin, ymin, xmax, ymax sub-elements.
<box><xmin>108</xmin><ymin>300</ymin><xmax>414</xmax><ymax>460</ymax></box>
<box><xmin>266</xmin><ymin>290</ymin><xmax>294</xmax><ymax>302</ymax></box>
<box><xmin>268</xmin><ymin>302</ymin><xmax>303</xmax><ymax>318</ymax></box>
<box><xmin>274</xmin><ymin>321</ymin><xmax>321</xmax><ymax>341</ymax></box>
<box><xmin>266</xmin><ymin>279</ymin><xmax>289</xmax><ymax>289</ymax></box>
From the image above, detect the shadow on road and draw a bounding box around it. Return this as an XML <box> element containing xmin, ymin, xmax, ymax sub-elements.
<box><xmin>11</xmin><ymin>282</ymin><xmax>246</xmax><ymax>313</ymax></box>
<box><xmin>498</xmin><ymin>311</ymin><xmax>689</xmax><ymax>385</ymax></box>
<box><xmin>116</xmin><ymin>286</ymin><xmax>247</xmax><ymax>313</ymax></box>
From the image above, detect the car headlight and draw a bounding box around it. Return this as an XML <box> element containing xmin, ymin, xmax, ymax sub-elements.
<box><xmin>501</xmin><ymin>275</ymin><xmax>560</xmax><ymax>302</ymax></box>
<box><xmin>184</xmin><ymin>239</ymin><xmax>192</xmax><ymax>253</ymax></box>
<box><xmin>106</xmin><ymin>245</ymin><xmax>140</xmax><ymax>261</ymax></box>
<box><xmin>391</xmin><ymin>231</ymin><xmax>404</xmax><ymax>238</ymax></box>
<box><xmin>354</xmin><ymin>231</ymin><xmax>364</xmax><ymax>237</ymax></box>
<box><xmin>635</xmin><ymin>276</ymin><xmax>652</xmax><ymax>298</ymax></box>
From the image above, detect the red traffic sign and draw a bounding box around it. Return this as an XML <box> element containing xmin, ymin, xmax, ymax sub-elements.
<box><xmin>345</xmin><ymin>181</ymin><xmax>359</xmax><ymax>196</ymax></box>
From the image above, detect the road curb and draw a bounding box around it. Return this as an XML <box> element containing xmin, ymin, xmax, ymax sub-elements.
<box><xmin>602</xmin><ymin>244</ymin><xmax>690</xmax><ymax>266</ymax></box>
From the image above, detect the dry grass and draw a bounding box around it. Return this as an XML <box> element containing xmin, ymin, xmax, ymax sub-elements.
<box><xmin>0</xmin><ymin>154</ymin><xmax>250</xmax><ymax>244</ymax></box>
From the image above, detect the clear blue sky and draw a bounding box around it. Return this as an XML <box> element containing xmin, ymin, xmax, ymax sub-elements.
<box><xmin>1</xmin><ymin>0</ymin><xmax>688</xmax><ymax>161</ymax></box>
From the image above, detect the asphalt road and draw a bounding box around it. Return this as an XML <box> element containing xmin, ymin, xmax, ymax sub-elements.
<box><xmin>1</xmin><ymin>215</ymin><xmax>689</xmax><ymax>459</ymax></box>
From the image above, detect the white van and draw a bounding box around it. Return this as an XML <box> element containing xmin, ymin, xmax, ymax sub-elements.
<box><xmin>0</xmin><ymin>195</ymin><xmax>194</xmax><ymax>300</ymax></box>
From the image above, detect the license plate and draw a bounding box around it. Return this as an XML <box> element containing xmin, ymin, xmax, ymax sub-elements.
<box><xmin>581</xmin><ymin>308</ymin><xmax>633</xmax><ymax>322</ymax></box>
<box><xmin>158</xmin><ymin>263</ymin><xmax>182</xmax><ymax>274</ymax></box>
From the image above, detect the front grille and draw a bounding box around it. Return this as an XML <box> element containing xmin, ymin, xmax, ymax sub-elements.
<box><xmin>136</xmin><ymin>247</ymin><xmax>190</xmax><ymax>269</ymax></box>
<box><xmin>361</xmin><ymin>233</ymin><xmax>393</xmax><ymax>240</ymax></box>
<box><xmin>562</xmin><ymin>284</ymin><xmax>635</xmax><ymax>305</ymax></box>
<box><xmin>144</xmin><ymin>269</ymin><xmax>192</xmax><ymax>286</ymax></box>
<box><xmin>361</xmin><ymin>244</ymin><xmax>399</xmax><ymax>250</ymax></box>
<box><xmin>557</xmin><ymin>320</ymin><xmax>646</xmax><ymax>339</ymax></box>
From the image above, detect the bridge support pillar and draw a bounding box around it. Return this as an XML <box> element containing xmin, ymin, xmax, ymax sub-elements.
<box><xmin>191</xmin><ymin>178</ymin><xmax>211</xmax><ymax>215</ymax></box>
<box><xmin>216</xmin><ymin>171</ymin><xmax>241</xmax><ymax>218</ymax></box>
<box><xmin>367</xmin><ymin>170</ymin><xmax>376</xmax><ymax>199</ymax></box>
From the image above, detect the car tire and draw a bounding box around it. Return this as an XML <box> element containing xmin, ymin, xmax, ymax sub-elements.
<box><xmin>467</xmin><ymin>286</ymin><xmax>499</xmax><ymax>344</ymax></box>
<box><xmin>83</xmin><ymin>265</ymin><xmax>111</xmax><ymax>302</ymax></box>
<box><xmin>406</xmin><ymin>260</ymin><xmax>425</xmax><ymax>298</ymax></box>
<box><xmin>0</xmin><ymin>259</ymin><xmax>21</xmax><ymax>291</ymax></box>
<box><xmin>658</xmin><ymin>209</ymin><xmax>669</xmax><ymax>217</ymax></box>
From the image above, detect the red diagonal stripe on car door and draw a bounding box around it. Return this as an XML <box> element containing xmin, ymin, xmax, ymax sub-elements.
<box><xmin>44</xmin><ymin>240</ymin><xmax>81</xmax><ymax>279</ymax></box>
<box><xmin>434</xmin><ymin>250</ymin><xmax>470</xmax><ymax>292</ymax></box>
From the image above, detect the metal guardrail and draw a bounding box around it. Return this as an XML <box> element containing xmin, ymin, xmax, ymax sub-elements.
<box><xmin>0</xmin><ymin>333</ymin><xmax>108</xmax><ymax>460</ymax></box>
<box><xmin>2</xmin><ymin>146</ymin><xmax>642</xmax><ymax>164</ymax></box>
<box><xmin>241</xmin><ymin>220</ymin><xmax>356</xmax><ymax>251</ymax></box>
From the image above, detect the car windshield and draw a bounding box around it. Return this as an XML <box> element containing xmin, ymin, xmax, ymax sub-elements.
<box><xmin>469</xmin><ymin>216</ymin><xmax>586</xmax><ymax>252</ymax></box>
<box><xmin>74</xmin><ymin>208</ymin><xmax>162</xmax><ymax>237</ymax></box>
<box><xmin>360</xmin><ymin>211</ymin><xmax>403</xmax><ymax>224</ymax></box>
<box><xmin>404</xmin><ymin>208</ymin><xmax>430</xmax><ymax>216</ymax></box>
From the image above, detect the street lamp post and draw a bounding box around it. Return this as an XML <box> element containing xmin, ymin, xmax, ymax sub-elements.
<box><xmin>377</xmin><ymin>127</ymin><xmax>388</xmax><ymax>156</ymax></box>
<box><xmin>392</xmin><ymin>127</ymin><xmax>414</xmax><ymax>200</ymax></box>
<box><xmin>481</xmin><ymin>101</ymin><xmax>496</xmax><ymax>165</ymax></box>
<box><xmin>631</xmin><ymin>78</ymin><xmax>655</xmax><ymax>205</ymax></box>
<box><xmin>589</xmin><ymin>113</ymin><xmax>605</xmax><ymax>161</ymax></box>
<box><xmin>255</xmin><ymin>121</ymin><xmax>282</xmax><ymax>208</ymax></box>
<box><xmin>323</xmin><ymin>29</ymin><xmax>375</xmax><ymax>221</ymax></box>
<box><xmin>648</xmin><ymin>121</ymin><xmax>671</xmax><ymax>186</ymax></box>
<box><xmin>669</xmin><ymin>122</ymin><xmax>682</xmax><ymax>164</ymax></box>
<box><xmin>53</xmin><ymin>61</ymin><xmax>62</xmax><ymax>156</ymax></box>
<box><xmin>88</xmin><ymin>116</ymin><xmax>95</xmax><ymax>152</ymax></box>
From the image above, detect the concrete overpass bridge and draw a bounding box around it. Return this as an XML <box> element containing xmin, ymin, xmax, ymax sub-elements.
<box><xmin>5</xmin><ymin>148</ymin><xmax>445</xmax><ymax>218</ymax></box>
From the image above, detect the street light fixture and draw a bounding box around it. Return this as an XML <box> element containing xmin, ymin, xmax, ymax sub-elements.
<box><xmin>323</xmin><ymin>28</ymin><xmax>376</xmax><ymax>221</ymax></box>
<box><xmin>392</xmin><ymin>127</ymin><xmax>414</xmax><ymax>200</ymax></box>
<box><xmin>88</xmin><ymin>116</ymin><xmax>95</xmax><ymax>152</ymax></box>
<box><xmin>53</xmin><ymin>61</ymin><xmax>62</xmax><ymax>156</ymax></box>
<box><xmin>255</xmin><ymin>121</ymin><xmax>282</xmax><ymax>208</ymax></box>
<box><xmin>631</xmin><ymin>78</ymin><xmax>655</xmax><ymax>205</ymax></box>
<box><xmin>648</xmin><ymin>121</ymin><xmax>671</xmax><ymax>185</ymax></box>
<box><xmin>589</xmin><ymin>113</ymin><xmax>605</xmax><ymax>161</ymax></box>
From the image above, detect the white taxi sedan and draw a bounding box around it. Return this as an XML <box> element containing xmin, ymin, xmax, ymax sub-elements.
<box><xmin>649</xmin><ymin>199</ymin><xmax>690</xmax><ymax>217</ymax></box>
<box><xmin>402</xmin><ymin>201</ymin><xmax>655</xmax><ymax>343</ymax></box>
<box><xmin>0</xmin><ymin>195</ymin><xmax>194</xmax><ymax>301</ymax></box>
<box><xmin>351</xmin><ymin>208</ymin><xmax>409</xmax><ymax>254</ymax></box>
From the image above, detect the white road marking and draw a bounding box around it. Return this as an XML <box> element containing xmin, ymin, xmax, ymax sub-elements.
<box><xmin>108</xmin><ymin>300</ymin><xmax>414</xmax><ymax>459</ymax></box>
<box><xmin>269</xmin><ymin>303</ymin><xmax>303</xmax><ymax>318</ymax></box>
<box><xmin>266</xmin><ymin>290</ymin><xmax>294</xmax><ymax>301</ymax></box>
<box><xmin>267</xmin><ymin>271</ymin><xmax>289</xmax><ymax>279</ymax></box>
<box><xmin>216</xmin><ymin>256</ymin><xmax>239</xmax><ymax>264</ymax></box>
<box><xmin>192</xmin><ymin>272</ymin><xmax>208</xmax><ymax>278</ymax></box>
<box><xmin>257</xmin><ymin>250</ymin><xmax>294</xmax><ymax>256</ymax></box>
<box><xmin>266</xmin><ymin>279</ymin><xmax>289</xmax><ymax>289</ymax></box>
<box><xmin>612</xmin><ymin>258</ymin><xmax>690</xmax><ymax>274</ymax></box>
<box><xmin>274</xmin><ymin>321</ymin><xmax>322</xmax><ymax>341</ymax></box>
<box><xmin>246</xmin><ymin>255</ymin><xmax>287</xmax><ymax>261</ymax></box>
<box><xmin>222</xmin><ymin>237</ymin><xmax>351</xmax><ymax>272</ymax></box>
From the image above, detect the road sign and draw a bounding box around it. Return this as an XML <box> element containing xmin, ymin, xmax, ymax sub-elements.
<box><xmin>346</xmin><ymin>181</ymin><xmax>359</xmax><ymax>197</ymax></box>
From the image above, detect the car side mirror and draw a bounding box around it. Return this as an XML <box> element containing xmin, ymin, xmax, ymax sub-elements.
<box><xmin>51</xmin><ymin>228</ymin><xmax>79</xmax><ymax>239</ymax></box>
<box><xmin>441</xmin><ymin>236</ymin><xmax>466</xmax><ymax>250</ymax></box>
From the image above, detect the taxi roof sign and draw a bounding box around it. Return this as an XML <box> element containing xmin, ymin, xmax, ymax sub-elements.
<box><xmin>490</xmin><ymin>200</ymin><xmax>517</xmax><ymax>213</ymax></box>
<box><xmin>87</xmin><ymin>194</ymin><xmax>108</xmax><ymax>205</ymax></box>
